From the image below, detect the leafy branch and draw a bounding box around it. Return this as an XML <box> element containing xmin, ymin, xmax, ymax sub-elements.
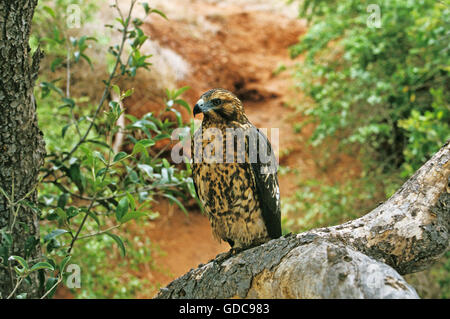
<box><xmin>4</xmin><ymin>0</ymin><xmax>197</xmax><ymax>299</ymax></box>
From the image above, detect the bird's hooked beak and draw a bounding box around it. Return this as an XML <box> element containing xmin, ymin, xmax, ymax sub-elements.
<box><xmin>193</xmin><ymin>98</ymin><xmax>205</xmax><ymax>117</ymax></box>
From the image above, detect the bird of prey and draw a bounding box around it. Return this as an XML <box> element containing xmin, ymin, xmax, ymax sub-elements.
<box><xmin>191</xmin><ymin>88</ymin><xmax>281</xmax><ymax>256</ymax></box>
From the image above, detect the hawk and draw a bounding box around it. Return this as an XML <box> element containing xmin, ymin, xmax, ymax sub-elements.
<box><xmin>191</xmin><ymin>88</ymin><xmax>281</xmax><ymax>256</ymax></box>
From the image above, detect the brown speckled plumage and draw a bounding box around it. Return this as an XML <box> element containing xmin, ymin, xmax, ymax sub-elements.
<box><xmin>192</xmin><ymin>88</ymin><xmax>281</xmax><ymax>250</ymax></box>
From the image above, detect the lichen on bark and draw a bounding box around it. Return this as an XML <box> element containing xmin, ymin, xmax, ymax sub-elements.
<box><xmin>0</xmin><ymin>0</ymin><xmax>45</xmax><ymax>299</ymax></box>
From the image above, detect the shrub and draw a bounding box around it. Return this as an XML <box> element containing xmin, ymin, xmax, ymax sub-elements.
<box><xmin>288</xmin><ymin>0</ymin><xmax>449</xmax><ymax>298</ymax></box>
<box><xmin>1</xmin><ymin>0</ymin><xmax>194</xmax><ymax>298</ymax></box>
<box><xmin>290</xmin><ymin>0</ymin><xmax>449</xmax><ymax>176</ymax></box>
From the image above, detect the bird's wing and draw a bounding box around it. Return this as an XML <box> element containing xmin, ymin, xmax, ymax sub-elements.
<box><xmin>246</xmin><ymin>126</ymin><xmax>281</xmax><ymax>239</ymax></box>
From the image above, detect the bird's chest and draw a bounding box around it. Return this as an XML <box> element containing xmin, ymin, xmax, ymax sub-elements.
<box><xmin>192</xmin><ymin>123</ymin><xmax>256</xmax><ymax>212</ymax></box>
<box><xmin>191</xmin><ymin>122</ymin><xmax>270</xmax><ymax>246</ymax></box>
<box><xmin>193</xmin><ymin>163</ymin><xmax>257</xmax><ymax>215</ymax></box>
<box><xmin>192</xmin><ymin>162</ymin><xmax>268</xmax><ymax>247</ymax></box>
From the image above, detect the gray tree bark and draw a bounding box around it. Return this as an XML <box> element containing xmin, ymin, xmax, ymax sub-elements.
<box><xmin>0</xmin><ymin>0</ymin><xmax>45</xmax><ymax>298</ymax></box>
<box><xmin>156</xmin><ymin>141</ymin><xmax>449</xmax><ymax>299</ymax></box>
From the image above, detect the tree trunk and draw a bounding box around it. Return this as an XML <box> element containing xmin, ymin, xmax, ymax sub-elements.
<box><xmin>0</xmin><ymin>0</ymin><xmax>45</xmax><ymax>298</ymax></box>
<box><xmin>156</xmin><ymin>141</ymin><xmax>449</xmax><ymax>299</ymax></box>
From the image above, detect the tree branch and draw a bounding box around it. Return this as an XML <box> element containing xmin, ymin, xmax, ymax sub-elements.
<box><xmin>156</xmin><ymin>141</ymin><xmax>449</xmax><ymax>299</ymax></box>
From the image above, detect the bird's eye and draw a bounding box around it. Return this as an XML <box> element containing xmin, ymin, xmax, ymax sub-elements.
<box><xmin>211</xmin><ymin>98</ymin><xmax>222</xmax><ymax>106</ymax></box>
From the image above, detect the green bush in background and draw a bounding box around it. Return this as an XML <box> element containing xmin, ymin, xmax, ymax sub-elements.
<box><xmin>288</xmin><ymin>0</ymin><xmax>449</xmax><ymax>298</ymax></box>
<box><xmin>290</xmin><ymin>0</ymin><xmax>449</xmax><ymax>176</ymax></box>
<box><xmin>24</xmin><ymin>0</ymin><xmax>193</xmax><ymax>298</ymax></box>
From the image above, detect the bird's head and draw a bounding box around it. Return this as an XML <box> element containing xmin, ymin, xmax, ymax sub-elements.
<box><xmin>193</xmin><ymin>88</ymin><xmax>247</xmax><ymax>123</ymax></box>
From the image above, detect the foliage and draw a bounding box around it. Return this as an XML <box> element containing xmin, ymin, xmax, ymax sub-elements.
<box><xmin>288</xmin><ymin>0</ymin><xmax>449</xmax><ymax>298</ymax></box>
<box><xmin>282</xmin><ymin>178</ymin><xmax>377</xmax><ymax>233</ymax></box>
<box><xmin>398</xmin><ymin>87</ymin><xmax>449</xmax><ymax>176</ymax></box>
<box><xmin>290</xmin><ymin>0</ymin><xmax>449</xmax><ymax>176</ymax></box>
<box><xmin>436</xmin><ymin>251</ymin><xmax>450</xmax><ymax>298</ymax></box>
<box><xmin>2</xmin><ymin>0</ymin><xmax>194</xmax><ymax>298</ymax></box>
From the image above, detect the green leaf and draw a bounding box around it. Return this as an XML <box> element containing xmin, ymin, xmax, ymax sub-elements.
<box><xmin>153</xmin><ymin>133</ymin><xmax>171</xmax><ymax>141</ymax></box>
<box><xmin>57</xmin><ymin>193</ymin><xmax>69</xmax><ymax>208</ymax></box>
<box><xmin>174</xmin><ymin>99</ymin><xmax>191</xmax><ymax>113</ymax></box>
<box><xmin>43</xmin><ymin>5</ymin><xmax>56</xmax><ymax>18</ymax></box>
<box><xmin>124</xmin><ymin>88</ymin><xmax>134</xmax><ymax>98</ymax></box>
<box><xmin>184</xmin><ymin>156</ymin><xmax>192</xmax><ymax>174</ymax></box>
<box><xmin>120</xmin><ymin>211</ymin><xmax>146</xmax><ymax>223</ymax></box>
<box><xmin>115</xmin><ymin>197</ymin><xmax>129</xmax><ymax>222</ymax></box>
<box><xmin>61</xmin><ymin>124</ymin><xmax>72</xmax><ymax>138</ymax></box>
<box><xmin>115</xmin><ymin>17</ymin><xmax>126</xmax><ymax>27</ymax></box>
<box><xmin>60</xmin><ymin>256</ymin><xmax>72</xmax><ymax>273</ymax></box>
<box><xmin>151</xmin><ymin>9</ymin><xmax>168</xmax><ymax>20</ymax></box>
<box><xmin>46</xmin><ymin>239</ymin><xmax>61</xmax><ymax>254</ymax></box>
<box><xmin>109</xmin><ymin>100</ymin><xmax>120</xmax><ymax>111</ymax></box>
<box><xmin>132</xmin><ymin>142</ymin><xmax>144</xmax><ymax>155</ymax></box>
<box><xmin>69</xmin><ymin>36</ymin><xmax>77</xmax><ymax>46</ymax></box>
<box><xmin>112</xmin><ymin>84</ymin><xmax>120</xmax><ymax>96</ymax></box>
<box><xmin>96</xmin><ymin>167</ymin><xmax>108</xmax><ymax>177</ymax></box>
<box><xmin>137</xmin><ymin>164</ymin><xmax>153</xmax><ymax>178</ymax></box>
<box><xmin>61</xmin><ymin>97</ymin><xmax>75</xmax><ymax>109</ymax></box>
<box><xmin>44</xmin><ymin>229</ymin><xmax>69</xmax><ymax>243</ymax></box>
<box><xmin>84</xmin><ymin>139</ymin><xmax>113</xmax><ymax>150</ymax></box>
<box><xmin>66</xmin><ymin>206</ymin><xmax>80</xmax><ymax>219</ymax></box>
<box><xmin>162</xmin><ymin>158</ymin><xmax>170</xmax><ymax>169</ymax></box>
<box><xmin>126</xmin><ymin>192</ymin><xmax>136</xmax><ymax>211</ymax></box>
<box><xmin>173</xmin><ymin>86</ymin><xmax>190</xmax><ymax>98</ymax></box>
<box><xmin>93</xmin><ymin>151</ymin><xmax>107</xmax><ymax>165</ymax></box>
<box><xmin>40</xmin><ymin>81</ymin><xmax>63</xmax><ymax>97</ymax></box>
<box><xmin>105</xmin><ymin>232</ymin><xmax>126</xmax><ymax>256</ymax></box>
<box><xmin>44</xmin><ymin>277</ymin><xmax>59</xmax><ymax>299</ymax></box>
<box><xmin>30</xmin><ymin>262</ymin><xmax>55</xmax><ymax>272</ymax></box>
<box><xmin>74</xmin><ymin>51</ymin><xmax>81</xmax><ymax>62</ymax></box>
<box><xmin>139</xmin><ymin>139</ymin><xmax>155</xmax><ymax>148</ymax></box>
<box><xmin>128</xmin><ymin>170</ymin><xmax>139</xmax><ymax>184</ymax></box>
<box><xmin>132</xmin><ymin>18</ymin><xmax>144</xmax><ymax>28</ymax></box>
<box><xmin>132</xmin><ymin>139</ymin><xmax>155</xmax><ymax>155</ymax></box>
<box><xmin>0</xmin><ymin>227</ymin><xmax>12</xmax><ymax>243</ymax></box>
<box><xmin>141</xmin><ymin>2</ymin><xmax>150</xmax><ymax>15</ymax></box>
<box><xmin>0</xmin><ymin>228</ymin><xmax>12</xmax><ymax>257</ymax></box>
<box><xmin>68</xmin><ymin>163</ymin><xmax>85</xmax><ymax>194</ymax></box>
<box><xmin>163</xmin><ymin>193</ymin><xmax>188</xmax><ymax>216</ymax></box>
<box><xmin>8</xmin><ymin>255</ymin><xmax>29</xmax><ymax>270</ymax></box>
<box><xmin>170</xmin><ymin>108</ymin><xmax>183</xmax><ymax>126</ymax></box>
<box><xmin>186</xmin><ymin>177</ymin><xmax>197</xmax><ymax>198</ymax></box>
<box><xmin>160</xmin><ymin>167</ymin><xmax>170</xmax><ymax>183</ymax></box>
<box><xmin>129</xmin><ymin>119</ymin><xmax>158</xmax><ymax>135</ymax></box>
<box><xmin>113</xmin><ymin>151</ymin><xmax>128</xmax><ymax>163</ymax></box>
<box><xmin>55</xmin><ymin>207</ymin><xmax>67</xmax><ymax>220</ymax></box>
<box><xmin>125</xmin><ymin>114</ymin><xmax>138</xmax><ymax>122</ymax></box>
<box><xmin>50</xmin><ymin>57</ymin><xmax>64</xmax><ymax>72</ymax></box>
<box><xmin>88</xmin><ymin>211</ymin><xmax>101</xmax><ymax>228</ymax></box>
<box><xmin>81</xmin><ymin>53</ymin><xmax>94</xmax><ymax>70</ymax></box>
